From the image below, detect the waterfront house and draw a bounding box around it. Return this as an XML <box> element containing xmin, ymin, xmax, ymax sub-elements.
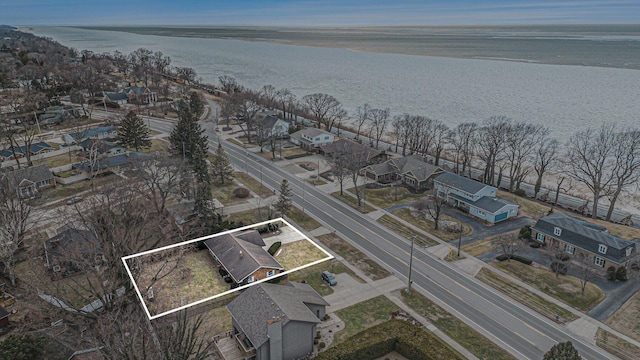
<box><xmin>123</xmin><ymin>86</ymin><xmax>157</xmax><ymax>104</ymax></box>
<box><xmin>363</xmin><ymin>154</ymin><xmax>444</xmax><ymax>190</ymax></box>
<box><xmin>532</xmin><ymin>212</ymin><xmax>637</xmax><ymax>270</ymax></box>
<box><xmin>226</xmin><ymin>282</ymin><xmax>329</xmax><ymax>360</ymax></box>
<box><xmin>255</xmin><ymin>115</ymin><xmax>291</xmax><ymax>141</ymax></box>
<box><xmin>434</xmin><ymin>172</ymin><xmax>519</xmax><ymax>223</ymax></box>
<box><xmin>320</xmin><ymin>138</ymin><xmax>387</xmax><ymax>164</ymax></box>
<box><xmin>204</xmin><ymin>230</ymin><xmax>284</xmax><ymax>287</ymax></box>
<box><xmin>290</xmin><ymin>128</ymin><xmax>334</xmax><ymax>150</ymax></box>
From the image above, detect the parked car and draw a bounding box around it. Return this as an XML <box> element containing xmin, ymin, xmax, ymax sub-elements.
<box><xmin>66</xmin><ymin>197</ymin><xmax>83</xmax><ymax>205</ymax></box>
<box><xmin>321</xmin><ymin>271</ymin><xmax>337</xmax><ymax>286</ymax></box>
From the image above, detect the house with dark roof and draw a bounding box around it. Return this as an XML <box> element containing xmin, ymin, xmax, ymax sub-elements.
<box><xmin>363</xmin><ymin>154</ymin><xmax>444</xmax><ymax>190</ymax></box>
<box><xmin>123</xmin><ymin>86</ymin><xmax>157</xmax><ymax>104</ymax></box>
<box><xmin>72</xmin><ymin>152</ymin><xmax>151</xmax><ymax>175</ymax></box>
<box><xmin>290</xmin><ymin>128</ymin><xmax>334</xmax><ymax>150</ymax></box>
<box><xmin>434</xmin><ymin>172</ymin><xmax>519</xmax><ymax>223</ymax></box>
<box><xmin>0</xmin><ymin>142</ymin><xmax>53</xmax><ymax>161</ymax></box>
<box><xmin>1</xmin><ymin>164</ymin><xmax>56</xmax><ymax>198</ymax></box>
<box><xmin>204</xmin><ymin>230</ymin><xmax>284</xmax><ymax>287</ymax></box>
<box><xmin>0</xmin><ymin>147</ymin><xmax>23</xmax><ymax>161</ymax></box>
<box><xmin>44</xmin><ymin>227</ymin><xmax>104</xmax><ymax>279</ymax></box>
<box><xmin>320</xmin><ymin>138</ymin><xmax>387</xmax><ymax>164</ymax></box>
<box><xmin>532</xmin><ymin>212</ymin><xmax>637</xmax><ymax>270</ymax></box>
<box><xmin>65</xmin><ymin>126</ymin><xmax>118</xmax><ymax>144</ymax></box>
<box><xmin>103</xmin><ymin>91</ymin><xmax>128</xmax><ymax>105</ymax></box>
<box><xmin>226</xmin><ymin>282</ymin><xmax>329</xmax><ymax>360</ymax></box>
<box><xmin>255</xmin><ymin>115</ymin><xmax>290</xmax><ymax>140</ymax></box>
<box><xmin>79</xmin><ymin>139</ymin><xmax>126</xmax><ymax>157</ymax></box>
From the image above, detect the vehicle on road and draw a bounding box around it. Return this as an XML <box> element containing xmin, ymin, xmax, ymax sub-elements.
<box><xmin>321</xmin><ymin>271</ymin><xmax>337</xmax><ymax>286</ymax></box>
<box><xmin>66</xmin><ymin>197</ymin><xmax>83</xmax><ymax>205</ymax></box>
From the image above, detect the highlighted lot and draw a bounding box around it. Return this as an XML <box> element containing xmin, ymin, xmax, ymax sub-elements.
<box><xmin>122</xmin><ymin>218</ymin><xmax>333</xmax><ymax>320</ymax></box>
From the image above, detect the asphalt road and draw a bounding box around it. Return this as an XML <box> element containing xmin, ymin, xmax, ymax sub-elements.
<box><xmin>147</xmin><ymin>116</ymin><xmax>616</xmax><ymax>360</ymax></box>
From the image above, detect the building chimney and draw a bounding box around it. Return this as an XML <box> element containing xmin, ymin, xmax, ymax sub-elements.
<box><xmin>239</xmin><ymin>250</ymin><xmax>243</xmax><ymax>258</ymax></box>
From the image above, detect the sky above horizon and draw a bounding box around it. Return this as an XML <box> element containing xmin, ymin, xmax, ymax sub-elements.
<box><xmin>2</xmin><ymin>0</ymin><xmax>639</xmax><ymax>26</ymax></box>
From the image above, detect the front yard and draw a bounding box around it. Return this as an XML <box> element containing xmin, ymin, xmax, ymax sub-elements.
<box><xmin>274</xmin><ymin>240</ymin><xmax>329</xmax><ymax>270</ymax></box>
<box><xmin>316</xmin><ymin>233</ymin><xmax>391</xmax><ymax>281</ymax></box>
<box><xmin>333</xmin><ymin>296</ymin><xmax>400</xmax><ymax>344</ymax></box>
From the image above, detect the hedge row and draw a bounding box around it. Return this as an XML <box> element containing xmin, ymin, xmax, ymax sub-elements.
<box><xmin>315</xmin><ymin>320</ymin><xmax>462</xmax><ymax>360</ymax></box>
<box><xmin>268</xmin><ymin>241</ymin><xmax>282</xmax><ymax>255</ymax></box>
<box><xmin>495</xmin><ymin>254</ymin><xmax>533</xmax><ymax>265</ymax></box>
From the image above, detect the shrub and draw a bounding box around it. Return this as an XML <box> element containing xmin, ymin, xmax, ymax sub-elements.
<box><xmin>616</xmin><ymin>267</ymin><xmax>628</xmax><ymax>281</ymax></box>
<box><xmin>521</xmin><ymin>230</ymin><xmax>531</xmax><ymax>240</ymax></box>
<box><xmin>519</xmin><ymin>225</ymin><xmax>531</xmax><ymax>235</ymax></box>
<box><xmin>323</xmin><ymin>314</ymin><xmax>331</xmax><ymax>321</ymax></box>
<box><xmin>606</xmin><ymin>266</ymin><xmax>617</xmax><ymax>281</ymax></box>
<box><xmin>512</xmin><ymin>255</ymin><xmax>533</xmax><ymax>265</ymax></box>
<box><xmin>513</xmin><ymin>188</ymin><xmax>526</xmax><ymax>197</ymax></box>
<box><xmin>268</xmin><ymin>241</ymin><xmax>282</xmax><ymax>255</ymax></box>
<box><xmin>551</xmin><ymin>262</ymin><xmax>568</xmax><ymax>275</ymax></box>
<box><xmin>314</xmin><ymin>339</ymin><xmax>319</xmax><ymax>345</ymax></box>
<box><xmin>529</xmin><ymin>241</ymin><xmax>541</xmax><ymax>248</ymax></box>
<box><xmin>555</xmin><ymin>253</ymin><xmax>570</xmax><ymax>261</ymax></box>
<box><xmin>318</xmin><ymin>342</ymin><xmax>326</xmax><ymax>349</ymax></box>
<box><xmin>496</xmin><ymin>254</ymin><xmax>509</xmax><ymax>261</ymax></box>
<box><xmin>257</xmin><ymin>226</ymin><xmax>269</xmax><ymax>234</ymax></box>
<box><xmin>234</xmin><ymin>187</ymin><xmax>250</xmax><ymax>198</ymax></box>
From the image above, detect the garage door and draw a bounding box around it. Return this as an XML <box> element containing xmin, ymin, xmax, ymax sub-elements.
<box><xmin>495</xmin><ymin>212</ymin><xmax>508</xmax><ymax>222</ymax></box>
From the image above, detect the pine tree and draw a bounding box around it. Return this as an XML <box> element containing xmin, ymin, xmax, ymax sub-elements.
<box><xmin>117</xmin><ymin>110</ymin><xmax>151</xmax><ymax>151</ymax></box>
<box><xmin>210</xmin><ymin>143</ymin><xmax>234</xmax><ymax>185</ymax></box>
<box><xmin>543</xmin><ymin>341</ymin><xmax>581</xmax><ymax>360</ymax></box>
<box><xmin>191</xmin><ymin>144</ymin><xmax>210</xmax><ymax>186</ymax></box>
<box><xmin>169</xmin><ymin>107</ymin><xmax>208</xmax><ymax>166</ymax></box>
<box><xmin>189</xmin><ymin>91</ymin><xmax>205</xmax><ymax>118</ymax></box>
<box><xmin>274</xmin><ymin>179</ymin><xmax>293</xmax><ymax>216</ymax></box>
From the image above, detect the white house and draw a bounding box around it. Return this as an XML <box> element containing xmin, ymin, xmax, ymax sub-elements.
<box><xmin>290</xmin><ymin>128</ymin><xmax>334</xmax><ymax>150</ymax></box>
<box><xmin>434</xmin><ymin>172</ymin><xmax>519</xmax><ymax>223</ymax></box>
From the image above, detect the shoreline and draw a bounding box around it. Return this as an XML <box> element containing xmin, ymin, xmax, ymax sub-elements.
<box><xmin>60</xmin><ymin>25</ymin><xmax>640</xmax><ymax>71</ymax></box>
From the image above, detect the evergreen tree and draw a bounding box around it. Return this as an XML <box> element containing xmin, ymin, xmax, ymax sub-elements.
<box><xmin>191</xmin><ymin>144</ymin><xmax>210</xmax><ymax>186</ymax></box>
<box><xmin>189</xmin><ymin>91</ymin><xmax>205</xmax><ymax>118</ymax></box>
<box><xmin>117</xmin><ymin>110</ymin><xmax>151</xmax><ymax>151</ymax></box>
<box><xmin>211</xmin><ymin>143</ymin><xmax>234</xmax><ymax>185</ymax></box>
<box><xmin>169</xmin><ymin>107</ymin><xmax>208</xmax><ymax>166</ymax></box>
<box><xmin>543</xmin><ymin>341</ymin><xmax>581</xmax><ymax>360</ymax></box>
<box><xmin>274</xmin><ymin>179</ymin><xmax>293</xmax><ymax>216</ymax></box>
<box><xmin>0</xmin><ymin>334</ymin><xmax>46</xmax><ymax>360</ymax></box>
<box><xmin>194</xmin><ymin>180</ymin><xmax>214</xmax><ymax>219</ymax></box>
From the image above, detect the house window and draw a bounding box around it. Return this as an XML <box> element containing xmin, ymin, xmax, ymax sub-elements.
<box><xmin>565</xmin><ymin>244</ymin><xmax>575</xmax><ymax>254</ymax></box>
<box><xmin>536</xmin><ymin>233</ymin><xmax>545</xmax><ymax>242</ymax></box>
<box><xmin>477</xmin><ymin>210</ymin><xmax>485</xmax><ymax>216</ymax></box>
<box><xmin>626</xmin><ymin>247</ymin><xmax>633</xmax><ymax>257</ymax></box>
<box><xmin>266</xmin><ymin>270</ymin><xmax>275</xmax><ymax>277</ymax></box>
<box><xmin>246</xmin><ymin>276</ymin><xmax>255</xmax><ymax>283</ymax></box>
<box><xmin>553</xmin><ymin>227</ymin><xmax>562</xmax><ymax>236</ymax></box>
<box><xmin>594</xmin><ymin>256</ymin><xmax>605</xmax><ymax>267</ymax></box>
<box><xmin>598</xmin><ymin>244</ymin><xmax>607</xmax><ymax>254</ymax></box>
<box><xmin>324</xmin><ymin>136</ymin><xmax>329</xmax><ymax>140</ymax></box>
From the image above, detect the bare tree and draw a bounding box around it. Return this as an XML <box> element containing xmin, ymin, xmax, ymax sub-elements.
<box><xmin>130</xmin><ymin>48</ymin><xmax>153</xmax><ymax>87</ymax></box>
<box><xmin>367</xmin><ymin>108</ymin><xmax>390</xmax><ymax>149</ymax></box>
<box><xmin>218</xmin><ymin>75</ymin><xmax>239</xmax><ymax>94</ymax></box>
<box><xmin>345</xmin><ymin>150</ymin><xmax>371</xmax><ymax>207</ymax></box>
<box><xmin>391</xmin><ymin>114</ymin><xmax>412</xmax><ymax>155</ymax></box>
<box><xmin>606</xmin><ymin>129</ymin><xmax>640</xmax><ymax>221</ymax></box>
<box><xmin>0</xmin><ymin>178</ymin><xmax>34</xmax><ymax>286</ymax></box>
<box><xmin>176</xmin><ymin>67</ymin><xmax>197</xmax><ymax>85</ymax></box>
<box><xmin>551</xmin><ymin>176</ymin><xmax>574</xmax><ymax>211</ymax></box>
<box><xmin>354</xmin><ymin>103</ymin><xmax>370</xmax><ymax>141</ymax></box>
<box><xmin>276</xmin><ymin>88</ymin><xmax>296</xmax><ymax>121</ymax></box>
<box><xmin>477</xmin><ymin>116</ymin><xmax>511</xmax><ymax>185</ymax></box>
<box><xmin>575</xmin><ymin>253</ymin><xmax>596</xmax><ymax>298</ymax></box>
<box><xmin>302</xmin><ymin>93</ymin><xmax>347</xmax><ymax>132</ymax></box>
<box><xmin>152</xmin><ymin>51</ymin><xmax>171</xmax><ymax>75</ymax></box>
<box><xmin>504</xmin><ymin>123</ymin><xmax>547</xmax><ymax>192</ymax></box>
<box><xmin>237</xmin><ymin>96</ymin><xmax>260</xmax><ymax>142</ymax></box>
<box><xmin>533</xmin><ymin>138</ymin><xmax>559</xmax><ymax>199</ymax></box>
<box><xmin>132</xmin><ymin>155</ymin><xmax>188</xmax><ymax>214</ymax></box>
<box><xmin>564</xmin><ymin>124</ymin><xmax>617</xmax><ymax>219</ymax></box>
<box><xmin>414</xmin><ymin>194</ymin><xmax>447</xmax><ymax>230</ymax></box>
<box><xmin>493</xmin><ymin>232</ymin><xmax>525</xmax><ymax>261</ymax></box>
<box><xmin>448</xmin><ymin>122</ymin><xmax>478</xmax><ymax>176</ymax></box>
<box><xmin>260</xmin><ymin>84</ymin><xmax>278</xmax><ymax>109</ymax></box>
<box><xmin>431</xmin><ymin>120</ymin><xmax>449</xmax><ymax>166</ymax></box>
<box><xmin>331</xmin><ymin>152</ymin><xmax>349</xmax><ymax>196</ymax></box>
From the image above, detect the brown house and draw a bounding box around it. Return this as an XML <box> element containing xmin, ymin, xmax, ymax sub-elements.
<box><xmin>532</xmin><ymin>212</ymin><xmax>637</xmax><ymax>271</ymax></box>
<box><xmin>320</xmin><ymin>138</ymin><xmax>387</xmax><ymax>164</ymax></box>
<box><xmin>204</xmin><ymin>230</ymin><xmax>284</xmax><ymax>287</ymax></box>
<box><xmin>363</xmin><ymin>154</ymin><xmax>444</xmax><ymax>190</ymax></box>
<box><xmin>1</xmin><ymin>164</ymin><xmax>56</xmax><ymax>198</ymax></box>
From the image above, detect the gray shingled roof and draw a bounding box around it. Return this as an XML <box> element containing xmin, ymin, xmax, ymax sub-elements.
<box><xmin>321</xmin><ymin>138</ymin><xmax>383</xmax><ymax>161</ymax></box>
<box><xmin>44</xmin><ymin>228</ymin><xmax>101</xmax><ymax>267</ymax></box>
<box><xmin>299</xmin><ymin>127</ymin><xmax>331</xmax><ymax>138</ymax></box>
<box><xmin>434</xmin><ymin>172</ymin><xmax>489</xmax><ymax>194</ymax></box>
<box><xmin>204</xmin><ymin>230</ymin><xmax>283</xmax><ymax>283</ymax></box>
<box><xmin>532</xmin><ymin>212</ymin><xmax>637</xmax><ymax>264</ymax></box>
<box><xmin>393</xmin><ymin>155</ymin><xmax>444</xmax><ymax>182</ymax></box>
<box><xmin>2</xmin><ymin>164</ymin><xmax>53</xmax><ymax>189</ymax></box>
<box><xmin>227</xmin><ymin>282</ymin><xmax>329</xmax><ymax>348</ymax></box>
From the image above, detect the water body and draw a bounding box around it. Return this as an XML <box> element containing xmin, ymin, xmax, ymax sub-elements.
<box><xmin>28</xmin><ymin>26</ymin><xmax>640</xmax><ymax>137</ymax></box>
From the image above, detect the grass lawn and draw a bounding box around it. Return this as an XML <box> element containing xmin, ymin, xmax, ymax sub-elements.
<box><xmin>286</xmin><ymin>262</ymin><xmax>363</xmax><ymax>296</ymax></box>
<box><xmin>38</xmin><ymin>174</ymin><xmax>120</xmax><ymax>204</ymax></box>
<box><xmin>286</xmin><ymin>207</ymin><xmax>322</xmax><ymax>231</ymax></box>
<box><xmin>233</xmin><ymin>172</ymin><xmax>275</xmax><ymax>198</ymax></box>
<box><xmin>377</xmin><ymin>215</ymin><xmax>437</xmax><ymax>247</ymax></box>
<box><xmin>492</xmin><ymin>260</ymin><xmax>605</xmax><ymax>312</ymax></box>
<box><xmin>462</xmin><ymin>238</ymin><xmax>496</xmax><ymax>257</ymax></box>
<box><xmin>476</xmin><ymin>268</ymin><xmax>576</xmax><ymax>323</ymax></box>
<box><xmin>196</xmin><ymin>305</ymin><xmax>233</xmax><ymax>338</ymax></box>
<box><xmin>223</xmin><ymin>208</ymin><xmax>274</xmax><ymax>227</ymax></box>
<box><xmin>134</xmin><ymin>248</ymin><xmax>229</xmax><ymax>316</ymax></box>
<box><xmin>140</xmin><ymin>139</ymin><xmax>170</xmax><ymax>154</ymax></box>
<box><xmin>275</xmin><ymin>240</ymin><xmax>329</xmax><ymax>270</ymax></box>
<box><xmin>210</xmin><ymin>178</ymin><xmax>252</xmax><ymax>206</ymax></box>
<box><xmin>497</xmin><ymin>190</ymin><xmax>549</xmax><ymax>218</ymax></box>
<box><xmin>350</xmin><ymin>186</ymin><xmax>423</xmax><ymax>208</ymax></box>
<box><xmin>596</xmin><ymin>328</ymin><xmax>640</xmax><ymax>360</ymax></box>
<box><xmin>605</xmin><ymin>289</ymin><xmax>640</xmax><ymax>342</ymax></box>
<box><xmin>37</xmin><ymin>151</ymin><xmax>86</xmax><ymax>168</ymax></box>
<box><xmin>391</xmin><ymin>208</ymin><xmax>472</xmax><ymax>242</ymax></box>
<box><xmin>316</xmin><ymin>233</ymin><xmax>391</xmax><ymax>281</ymax></box>
<box><xmin>333</xmin><ymin>296</ymin><xmax>400</xmax><ymax>344</ymax></box>
<box><xmin>400</xmin><ymin>290</ymin><xmax>516</xmax><ymax>360</ymax></box>
<box><xmin>331</xmin><ymin>191</ymin><xmax>375</xmax><ymax>213</ymax></box>
<box><xmin>307</xmin><ymin>178</ymin><xmax>327</xmax><ymax>186</ymax></box>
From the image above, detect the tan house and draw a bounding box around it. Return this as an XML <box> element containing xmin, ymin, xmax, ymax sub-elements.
<box><xmin>532</xmin><ymin>212</ymin><xmax>637</xmax><ymax>271</ymax></box>
<box><xmin>363</xmin><ymin>154</ymin><xmax>444</xmax><ymax>190</ymax></box>
<box><xmin>204</xmin><ymin>230</ymin><xmax>284</xmax><ymax>287</ymax></box>
<box><xmin>2</xmin><ymin>164</ymin><xmax>56</xmax><ymax>198</ymax></box>
<box><xmin>320</xmin><ymin>138</ymin><xmax>387</xmax><ymax>165</ymax></box>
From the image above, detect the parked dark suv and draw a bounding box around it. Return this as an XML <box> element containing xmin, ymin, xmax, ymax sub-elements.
<box><xmin>321</xmin><ymin>271</ymin><xmax>337</xmax><ymax>286</ymax></box>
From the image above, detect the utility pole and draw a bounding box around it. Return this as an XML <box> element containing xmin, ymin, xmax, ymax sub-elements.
<box><xmin>406</xmin><ymin>235</ymin><xmax>416</xmax><ymax>293</ymax></box>
<box><xmin>458</xmin><ymin>223</ymin><xmax>463</xmax><ymax>257</ymax></box>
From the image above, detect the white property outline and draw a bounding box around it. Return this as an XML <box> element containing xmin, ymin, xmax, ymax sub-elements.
<box><xmin>121</xmin><ymin>217</ymin><xmax>334</xmax><ymax>320</ymax></box>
